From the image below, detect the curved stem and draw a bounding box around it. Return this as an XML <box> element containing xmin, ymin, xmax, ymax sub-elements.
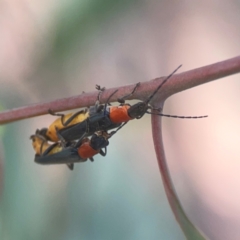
<box><xmin>151</xmin><ymin>110</ymin><xmax>206</xmax><ymax>239</ymax></box>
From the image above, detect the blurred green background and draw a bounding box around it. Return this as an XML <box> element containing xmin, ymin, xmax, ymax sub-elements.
<box><xmin>1</xmin><ymin>1</ymin><xmax>240</xmax><ymax>239</ymax></box>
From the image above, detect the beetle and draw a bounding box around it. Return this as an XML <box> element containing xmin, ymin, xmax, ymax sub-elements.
<box><xmin>56</xmin><ymin>65</ymin><xmax>207</xmax><ymax>141</ymax></box>
<box><xmin>30</xmin><ymin>130</ymin><xmax>113</xmax><ymax>170</ymax></box>
<box><xmin>35</xmin><ymin>85</ymin><xmax>108</xmax><ymax>142</ymax></box>
<box><xmin>30</xmin><ymin>134</ymin><xmax>76</xmax><ymax>170</ymax></box>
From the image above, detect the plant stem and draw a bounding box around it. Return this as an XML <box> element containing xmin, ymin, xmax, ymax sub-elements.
<box><xmin>151</xmin><ymin>112</ymin><xmax>207</xmax><ymax>240</ymax></box>
<box><xmin>0</xmin><ymin>55</ymin><xmax>240</xmax><ymax>124</ymax></box>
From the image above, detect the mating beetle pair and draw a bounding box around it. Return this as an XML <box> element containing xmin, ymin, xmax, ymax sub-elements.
<box><xmin>30</xmin><ymin>65</ymin><xmax>207</xmax><ymax>169</ymax></box>
<box><xmin>36</xmin><ymin>65</ymin><xmax>207</xmax><ymax>143</ymax></box>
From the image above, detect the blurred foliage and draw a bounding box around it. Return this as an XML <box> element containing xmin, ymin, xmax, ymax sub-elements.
<box><xmin>32</xmin><ymin>0</ymin><xmax>142</xmax><ymax>100</ymax></box>
<box><xmin>1</xmin><ymin>1</ymin><xmax>186</xmax><ymax>240</ymax></box>
<box><xmin>48</xmin><ymin>0</ymin><xmax>140</xmax><ymax>62</ymax></box>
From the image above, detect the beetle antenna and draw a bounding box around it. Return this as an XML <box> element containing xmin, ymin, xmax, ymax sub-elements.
<box><xmin>146</xmin><ymin>112</ymin><xmax>208</xmax><ymax>119</ymax></box>
<box><xmin>145</xmin><ymin>65</ymin><xmax>182</xmax><ymax>104</ymax></box>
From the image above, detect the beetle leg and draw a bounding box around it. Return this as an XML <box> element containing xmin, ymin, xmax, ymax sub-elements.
<box><xmin>41</xmin><ymin>142</ymin><xmax>60</xmax><ymax>156</ymax></box>
<box><xmin>96</xmin><ymin>85</ymin><xmax>105</xmax><ymax>91</ymax></box>
<box><xmin>117</xmin><ymin>82</ymin><xmax>140</xmax><ymax>104</ymax></box>
<box><xmin>146</xmin><ymin>106</ymin><xmax>163</xmax><ymax>115</ymax></box>
<box><xmin>95</xmin><ymin>85</ymin><xmax>106</xmax><ymax>111</ymax></box>
<box><xmin>67</xmin><ymin>163</ymin><xmax>74</xmax><ymax>170</ymax></box>
<box><xmin>108</xmin><ymin>90</ymin><xmax>119</xmax><ymax>101</ymax></box>
<box><xmin>74</xmin><ymin>119</ymin><xmax>90</xmax><ymax>148</ymax></box>
<box><xmin>49</xmin><ymin>109</ymin><xmax>67</xmax><ymax>126</ymax></box>
<box><xmin>86</xmin><ymin>118</ymin><xmax>90</xmax><ymax>133</ymax></box>
<box><xmin>48</xmin><ymin>109</ymin><xmax>65</xmax><ymax>117</ymax></box>
<box><xmin>55</xmin><ymin>126</ymin><xmax>68</xmax><ymax>147</ymax></box>
<box><xmin>39</xmin><ymin>139</ymin><xmax>45</xmax><ymax>155</ymax></box>
<box><xmin>89</xmin><ymin>157</ymin><xmax>94</xmax><ymax>162</ymax></box>
<box><xmin>37</xmin><ymin>136</ymin><xmax>59</xmax><ymax>156</ymax></box>
<box><xmin>48</xmin><ymin>109</ymin><xmax>68</xmax><ymax>126</ymax></box>
<box><xmin>99</xmin><ymin>147</ymin><xmax>107</xmax><ymax>157</ymax></box>
<box><xmin>109</xmin><ymin>122</ymin><xmax>128</xmax><ymax>137</ymax></box>
<box><xmin>103</xmin><ymin>89</ymin><xmax>118</xmax><ymax>113</ymax></box>
<box><xmin>49</xmin><ymin>109</ymin><xmax>87</xmax><ymax>127</ymax></box>
<box><xmin>150</xmin><ymin>106</ymin><xmax>162</xmax><ymax>112</ymax></box>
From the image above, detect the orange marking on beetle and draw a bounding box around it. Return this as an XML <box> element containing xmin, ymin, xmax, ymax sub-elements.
<box><xmin>78</xmin><ymin>140</ymin><xmax>99</xmax><ymax>159</ymax></box>
<box><xmin>109</xmin><ymin>105</ymin><xmax>132</xmax><ymax>123</ymax></box>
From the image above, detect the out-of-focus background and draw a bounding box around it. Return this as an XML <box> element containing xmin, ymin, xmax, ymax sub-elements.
<box><xmin>1</xmin><ymin>1</ymin><xmax>240</xmax><ymax>239</ymax></box>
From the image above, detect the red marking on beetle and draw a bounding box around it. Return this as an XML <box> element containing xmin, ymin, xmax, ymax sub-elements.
<box><xmin>78</xmin><ymin>140</ymin><xmax>99</xmax><ymax>159</ymax></box>
<box><xmin>109</xmin><ymin>105</ymin><xmax>132</xmax><ymax>123</ymax></box>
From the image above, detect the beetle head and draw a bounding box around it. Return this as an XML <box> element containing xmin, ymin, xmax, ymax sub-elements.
<box><xmin>90</xmin><ymin>131</ymin><xmax>109</xmax><ymax>150</ymax></box>
<box><xmin>127</xmin><ymin>102</ymin><xmax>149</xmax><ymax>119</ymax></box>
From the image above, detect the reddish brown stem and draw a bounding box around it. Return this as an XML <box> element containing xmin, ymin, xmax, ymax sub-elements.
<box><xmin>151</xmin><ymin>112</ymin><xmax>206</xmax><ymax>239</ymax></box>
<box><xmin>0</xmin><ymin>56</ymin><xmax>240</xmax><ymax>124</ymax></box>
